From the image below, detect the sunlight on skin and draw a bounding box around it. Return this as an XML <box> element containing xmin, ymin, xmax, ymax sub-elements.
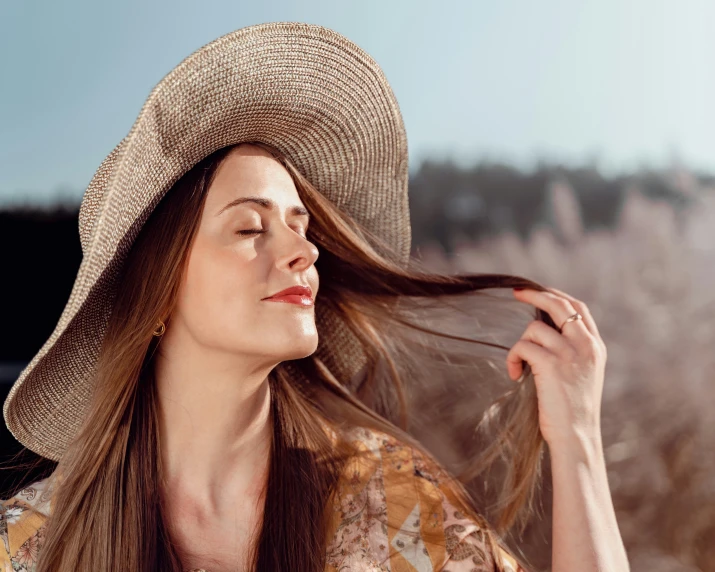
<box><xmin>152</xmin><ymin>144</ymin><xmax>320</xmax><ymax>569</ymax></box>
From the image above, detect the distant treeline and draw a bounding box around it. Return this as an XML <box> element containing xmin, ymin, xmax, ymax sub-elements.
<box><xmin>409</xmin><ymin>160</ymin><xmax>709</xmax><ymax>252</ymax></box>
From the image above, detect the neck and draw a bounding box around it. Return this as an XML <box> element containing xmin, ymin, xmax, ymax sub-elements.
<box><xmin>153</xmin><ymin>334</ymin><xmax>274</xmax><ymax>511</ymax></box>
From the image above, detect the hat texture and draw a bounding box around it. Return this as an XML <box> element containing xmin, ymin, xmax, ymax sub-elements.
<box><xmin>3</xmin><ymin>22</ymin><xmax>411</xmax><ymax>461</ymax></box>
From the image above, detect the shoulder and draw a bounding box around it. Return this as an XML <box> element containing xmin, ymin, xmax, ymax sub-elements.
<box><xmin>326</xmin><ymin>426</ymin><xmax>528</xmax><ymax>572</ymax></box>
<box><xmin>0</xmin><ymin>476</ymin><xmax>53</xmax><ymax>571</ymax></box>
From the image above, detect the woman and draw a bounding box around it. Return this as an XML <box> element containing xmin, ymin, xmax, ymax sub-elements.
<box><xmin>0</xmin><ymin>23</ymin><xmax>628</xmax><ymax>571</ymax></box>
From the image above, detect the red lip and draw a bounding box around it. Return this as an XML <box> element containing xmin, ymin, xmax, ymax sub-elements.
<box><xmin>262</xmin><ymin>285</ymin><xmax>314</xmax><ymax>306</ymax></box>
<box><xmin>264</xmin><ymin>285</ymin><xmax>313</xmax><ymax>299</ymax></box>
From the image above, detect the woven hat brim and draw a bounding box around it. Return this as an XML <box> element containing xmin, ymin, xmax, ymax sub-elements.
<box><xmin>3</xmin><ymin>21</ymin><xmax>410</xmax><ymax>461</ymax></box>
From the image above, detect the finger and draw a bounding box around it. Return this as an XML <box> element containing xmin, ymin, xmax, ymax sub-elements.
<box><xmin>506</xmin><ymin>338</ymin><xmax>554</xmax><ymax>381</ymax></box>
<box><xmin>521</xmin><ymin>319</ymin><xmax>575</xmax><ymax>354</ymax></box>
<box><xmin>513</xmin><ymin>288</ymin><xmax>589</xmax><ymax>339</ymax></box>
<box><xmin>545</xmin><ymin>286</ymin><xmax>600</xmax><ymax>338</ymax></box>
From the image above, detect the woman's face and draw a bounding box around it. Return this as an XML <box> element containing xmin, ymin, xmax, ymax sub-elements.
<box><xmin>172</xmin><ymin>144</ymin><xmax>320</xmax><ymax>365</ymax></box>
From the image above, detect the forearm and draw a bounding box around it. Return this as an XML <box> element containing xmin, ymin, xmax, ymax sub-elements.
<box><xmin>550</xmin><ymin>431</ymin><xmax>630</xmax><ymax>572</ymax></box>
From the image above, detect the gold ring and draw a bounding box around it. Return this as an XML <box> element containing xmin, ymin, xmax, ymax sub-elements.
<box><xmin>559</xmin><ymin>312</ymin><xmax>583</xmax><ymax>332</ymax></box>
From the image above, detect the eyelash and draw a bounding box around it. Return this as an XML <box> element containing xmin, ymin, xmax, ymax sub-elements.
<box><xmin>236</xmin><ymin>228</ymin><xmax>308</xmax><ymax>238</ymax></box>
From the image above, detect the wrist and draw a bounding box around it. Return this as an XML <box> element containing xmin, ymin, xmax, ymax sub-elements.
<box><xmin>547</xmin><ymin>428</ymin><xmax>605</xmax><ymax>466</ymax></box>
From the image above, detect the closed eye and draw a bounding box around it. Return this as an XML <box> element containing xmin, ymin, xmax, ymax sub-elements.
<box><xmin>236</xmin><ymin>228</ymin><xmax>308</xmax><ymax>238</ymax></box>
<box><xmin>236</xmin><ymin>229</ymin><xmax>266</xmax><ymax>236</ymax></box>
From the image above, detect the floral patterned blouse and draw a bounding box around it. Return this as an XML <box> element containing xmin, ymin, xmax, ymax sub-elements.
<box><xmin>0</xmin><ymin>427</ymin><xmax>528</xmax><ymax>571</ymax></box>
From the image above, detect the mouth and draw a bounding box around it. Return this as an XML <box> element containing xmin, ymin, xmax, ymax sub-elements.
<box><xmin>262</xmin><ymin>285</ymin><xmax>314</xmax><ymax>307</ymax></box>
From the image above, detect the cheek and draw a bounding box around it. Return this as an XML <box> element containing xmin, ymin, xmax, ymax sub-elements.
<box><xmin>177</xmin><ymin>241</ymin><xmax>259</xmax><ymax>334</ymax></box>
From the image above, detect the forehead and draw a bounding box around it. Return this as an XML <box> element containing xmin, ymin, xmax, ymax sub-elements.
<box><xmin>206</xmin><ymin>145</ymin><xmax>302</xmax><ymax>209</ymax></box>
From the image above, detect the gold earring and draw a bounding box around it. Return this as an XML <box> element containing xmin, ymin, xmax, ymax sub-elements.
<box><xmin>152</xmin><ymin>320</ymin><xmax>166</xmax><ymax>337</ymax></box>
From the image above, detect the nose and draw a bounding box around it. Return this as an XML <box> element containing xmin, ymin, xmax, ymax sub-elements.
<box><xmin>275</xmin><ymin>226</ymin><xmax>319</xmax><ymax>271</ymax></box>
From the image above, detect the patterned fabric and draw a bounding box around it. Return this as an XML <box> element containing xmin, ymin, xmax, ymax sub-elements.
<box><xmin>323</xmin><ymin>427</ymin><xmax>527</xmax><ymax>572</ymax></box>
<box><xmin>0</xmin><ymin>478</ymin><xmax>52</xmax><ymax>571</ymax></box>
<box><xmin>0</xmin><ymin>427</ymin><xmax>528</xmax><ymax>571</ymax></box>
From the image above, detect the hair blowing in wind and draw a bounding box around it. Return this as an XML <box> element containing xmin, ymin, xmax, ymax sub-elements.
<box><xmin>8</xmin><ymin>141</ymin><xmax>557</xmax><ymax>572</ymax></box>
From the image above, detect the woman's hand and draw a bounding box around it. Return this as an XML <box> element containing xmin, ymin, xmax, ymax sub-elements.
<box><xmin>508</xmin><ymin>287</ymin><xmax>630</xmax><ymax>571</ymax></box>
<box><xmin>506</xmin><ymin>286</ymin><xmax>607</xmax><ymax>448</ymax></box>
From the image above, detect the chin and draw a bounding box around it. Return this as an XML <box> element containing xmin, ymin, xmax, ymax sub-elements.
<box><xmin>273</xmin><ymin>333</ymin><xmax>319</xmax><ymax>360</ymax></box>
<box><xmin>295</xmin><ymin>336</ymin><xmax>320</xmax><ymax>358</ymax></box>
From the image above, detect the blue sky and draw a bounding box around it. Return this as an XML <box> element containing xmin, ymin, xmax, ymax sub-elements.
<box><xmin>1</xmin><ymin>0</ymin><xmax>712</xmax><ymax>205</ymax></box>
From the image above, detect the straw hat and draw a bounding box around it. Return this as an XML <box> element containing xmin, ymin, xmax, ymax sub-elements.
<box><xmin>3</xmin><ymin>21</ymin><xmax>411</xmax><ymax>461</ymax></box>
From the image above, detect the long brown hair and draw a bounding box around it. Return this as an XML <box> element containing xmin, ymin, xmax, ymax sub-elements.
<box><xmin>7</xmin><ymin>141</ymin><xmax>556</xmax><ymax>571</ymax></box>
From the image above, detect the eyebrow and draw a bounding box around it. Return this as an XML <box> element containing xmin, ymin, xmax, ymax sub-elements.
<box><xmin>216</xmin><ymin>196</ymin><xmax>310</xmax><ymax>221</ymax></box>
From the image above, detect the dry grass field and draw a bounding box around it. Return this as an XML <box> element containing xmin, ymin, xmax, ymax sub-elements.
<box><xmin>407</xmin><ymin>179</ymin><xmax>715</xmax><ymax>571</ymax></box>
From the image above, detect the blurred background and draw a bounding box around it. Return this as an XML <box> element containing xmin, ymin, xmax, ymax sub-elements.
<box><xmin>1</xmin><ymin>1</ymin><xmax>713</xmax><ymax>570</ymax></box>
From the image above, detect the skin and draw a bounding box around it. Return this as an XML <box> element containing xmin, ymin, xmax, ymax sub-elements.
<box><xmin>153</xmin><ymin>144</ymin><xmax>319</xmax><ymax>571</ymax></box>
<box><xmin>508</xmin><ymin>287</ymin><xmax>630</xmax><ymax>571</ymax></box>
